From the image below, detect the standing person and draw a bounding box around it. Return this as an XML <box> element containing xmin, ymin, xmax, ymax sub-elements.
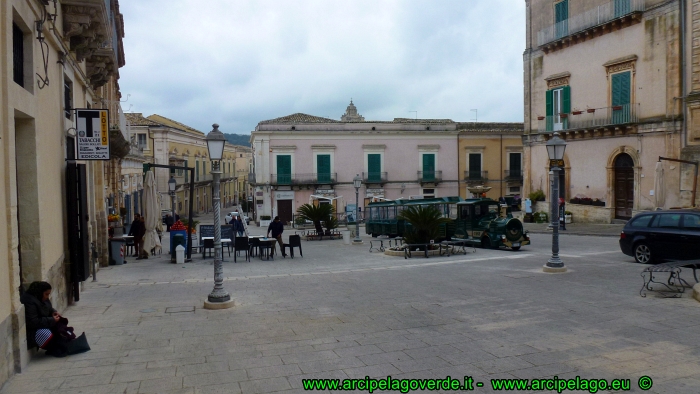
<box><xmin>234</xmin><ymin>216</ymin><xmax>245</xmax><ymax>237</ymax></box>
<box><xmin>266</xmin><ymin>216</ymin><xmax>286</xmax><ymax>258</ymax></box>
<box><xmin>128</xmin><ymin>214</ymin><xmax>141</xmax><ymax>257</ymax></box>
<box><xmin>165</xmin><ymin>214</ymin><xmax>173</xmax><ymax>232</ymax></box>
<box><xmin>498</xmin><ymin>196</ymin><xmax>507</xmax><ymax>205</ymax></box>
<box><xmin>133</xmin><ymin>215</ymin><xmax>147</xmax><ymax>259</ymax></box>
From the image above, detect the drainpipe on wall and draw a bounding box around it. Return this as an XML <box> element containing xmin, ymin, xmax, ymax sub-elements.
<box><xmin>680</xmin><ymin>0</ymin><xmax>687</xmax><ymax>149</ymax></box>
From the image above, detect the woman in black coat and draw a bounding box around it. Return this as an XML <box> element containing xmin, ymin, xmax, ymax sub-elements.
<box><xmin>20</xmin><ymin>282</ymin><xmax>61</xmax><ymax>353</ymax></box>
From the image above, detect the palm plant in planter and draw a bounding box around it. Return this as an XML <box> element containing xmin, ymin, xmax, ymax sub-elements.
<box><xmin>398</xmin><ymin>206</ymin><xmax>450</xmax><ymax>249</ymax></box>
<box><xmin>296</xmin><ymin>204</ymin><xmax>334</xmax><ymax>236</ymax></box>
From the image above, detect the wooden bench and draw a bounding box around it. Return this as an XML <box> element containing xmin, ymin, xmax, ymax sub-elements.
<box><xmin>640</xmin><ymin>260</ymin><xmax>700</xmax><ymax>298</ymax></box>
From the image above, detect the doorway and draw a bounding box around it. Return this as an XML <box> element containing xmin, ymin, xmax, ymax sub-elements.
<box><xmin>277</xmin><ymin>200</ymin><xmax>293</xmax><ymax>225</ymax></box>
<box><xmin>614</xmin><ymin>153</ymin><xmax>634</xmax><ymax>219</ymax></box>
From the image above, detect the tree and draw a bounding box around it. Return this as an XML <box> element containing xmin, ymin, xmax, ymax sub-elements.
<box><xmin>398</xmin><ymin>205</ymin><xmax>451</xmax><ymax>245</ymax></box>
<box><xmin>296</xmin><ymin>204</ymin><xmax>334</xmax><ymax>235</ymax></box>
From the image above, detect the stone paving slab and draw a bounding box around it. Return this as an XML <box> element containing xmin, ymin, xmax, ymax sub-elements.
<box><xmin>2</xmin><ymin>233</ymin><xmax>700</xmax><ymax>393</ymax></box>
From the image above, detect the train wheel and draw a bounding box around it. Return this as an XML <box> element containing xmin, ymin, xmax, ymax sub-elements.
<box><xmin>480</xmin><ymin>237</ymin><xmax>491</xmax><ymax>249</ymax></box>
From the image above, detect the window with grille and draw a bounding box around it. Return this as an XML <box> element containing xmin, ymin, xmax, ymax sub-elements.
<box><xmin>137</xmin><ymin>134</ymin><xmax>147</xmax><ymax>150</ymax></box>
<box><xmin>64</xmin><ymin>78</ymin><xmax>73</xmax><ymax>119</ymax></box>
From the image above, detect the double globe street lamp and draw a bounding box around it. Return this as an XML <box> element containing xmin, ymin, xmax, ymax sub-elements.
<box><xmin>544</xmin><ymin>132</ymin><xmax>567</xmax><ymax>273</ymax></box>
<box><xmin>203</xmin><ymin>124</ymin><xmax>234</xmax><ymax>309</ymax></box>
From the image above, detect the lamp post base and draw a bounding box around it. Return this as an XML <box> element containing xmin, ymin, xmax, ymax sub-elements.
<box><xmin>542</xmin><ymin>264</ymin><xmax>567</xmax><ymax>273</ymax></box>
<box><xmin>203</xmin><ymin>298</ymin><xmax>235</xmax><ymax>310</ymax></box>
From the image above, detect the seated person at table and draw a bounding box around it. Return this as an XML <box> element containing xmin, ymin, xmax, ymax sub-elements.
<box><xmin>266</xmin><ymin>216</ymin><xmax>286</xmax><ymax>258</ymax></box>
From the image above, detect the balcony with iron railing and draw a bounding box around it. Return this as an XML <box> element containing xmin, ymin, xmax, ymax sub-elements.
<box><xmin>270</xmin><ymin>173</ymin><xmax>338</xmax><ymax>186</ymax></box>
<box><xmin>362</xmin><ymin>172</ymin><xmax>388</xmax><ymax>184</ymax></box>
<box><xmin>504</xmin><ymin>170</ymin><xmax>523</xmax><ymax>182</ymax></box>
<box><xmin>537</xmin><ymin>0</ymin><xmax>645</xmax><ymax>51</ymax></box>
<box><xmin>464</xmin><ymin>171</ymin><xmax>488</xmax><ymax>183</ymax></box>
<box><xmin>537</xmin><ymin>103</ymin><xmax>639</xmax><ymax>134</ymax></box>
<box><xmin>417</xmin><ymin>171</ymin><xmax>443</xmax><ymax>183</ymax></box>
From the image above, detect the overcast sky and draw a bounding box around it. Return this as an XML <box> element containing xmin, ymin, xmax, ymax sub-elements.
<box><xmin>118</xmin><ymin>0</ymin><xmax>525</xmax><ymax>135</ymax></box>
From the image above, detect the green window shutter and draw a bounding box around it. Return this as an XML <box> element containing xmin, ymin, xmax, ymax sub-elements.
<box><xmin>277</xmin><ymin>155</ymin><xmax>291</xmax><ymax>185</ymax></box>
<box><xmin>614</xmin><ymin>0</ymin><xmax>630</xmax><ymax>18</ymax></box>
<box><xmin>555</xmin><ymin>0</ymin><xmax>569</xmax><ymax>38</ymax></box>
<box><xmin>509</xmin><ymin>153</ymin><xmax>522</xmax><ymax>172</ymax></box>
<box><xmin>317</xmin><ymin>154</ymin><xmax>331</xmax><ymax>183</ymax></box>
<box><xmin>612</xmin><ymin>71</ymin><xmax>631</xmax><ymax>124</ymax></box>
<box><xmin>545</xmin><ymin>89</ymin><xmax>553</xmax><ymax>131</ymax></box>
<box><xmin>368</xmin><ymin>154</ymin><xmax>381</xmax><ymax>182</ymax></box>
<box><xmin>562</xmin><ymin>86</ymin><xmax>571</xmax><ymax>129</ymax></box>
<box><xmin>422</xmin><ymin>154</ymin><xmax>435</xmax><ymax>181</ymax></box>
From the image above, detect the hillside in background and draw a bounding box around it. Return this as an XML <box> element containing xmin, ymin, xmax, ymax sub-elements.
<box><xmin>224</xmin><ymin>133</ymin><xmax>251</xmax><ymax>147</ymax></box>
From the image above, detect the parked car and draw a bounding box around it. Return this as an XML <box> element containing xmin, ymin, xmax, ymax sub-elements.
<box><xmin>619</xmin><ymin>209</ymin><xmax>700</xmax><ymax>264</ymax></box>
<box><xmin>226</xmin><ymin>212</ymin><xmax>250</xmax><ymax>225</ymax></box>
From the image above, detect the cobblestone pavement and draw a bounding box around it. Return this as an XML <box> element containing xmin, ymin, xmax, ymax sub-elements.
<box><xmin>2</xmin><ymin>229</ymin><xmax>700</xmax><ymax>394</ymax></box>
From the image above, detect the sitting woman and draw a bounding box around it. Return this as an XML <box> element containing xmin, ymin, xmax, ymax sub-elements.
<box><xmin>20</xmin><ymin>281</ymin><xmax>89</xmax><ymax>357</ymax></box>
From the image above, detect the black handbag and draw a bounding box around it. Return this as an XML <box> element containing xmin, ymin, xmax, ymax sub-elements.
<box><xmin>66</xmin><ymin>332</ymin><xmax>91</xmax><ymax>355</ymax></box>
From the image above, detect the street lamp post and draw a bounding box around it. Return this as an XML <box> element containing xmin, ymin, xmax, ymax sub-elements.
<box><xmin>203</xmin><ymin>124</ymin><xmax>233</xmax><ymax>309</ymax></box>
<box><xmin>168</xmin><ymin>176</ymin><xmax>176</xmax><ymax>222</ymax></box>
<box><xmin>544</xmin><ymin>132</ymin><xmax>567</xmax><ymax>273</ymax></box>
<box><xmin>352</xmin><ymin>174</ymin><xmax>363</xmax><ymax>244</ymax></box>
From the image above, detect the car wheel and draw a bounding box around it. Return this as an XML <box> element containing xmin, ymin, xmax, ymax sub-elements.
<box><xmin>634</xmin><ymin>243</ymin><xmax>653</xmax><ymax>264</ymax></box>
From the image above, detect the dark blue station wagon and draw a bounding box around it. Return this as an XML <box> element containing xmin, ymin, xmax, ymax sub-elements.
<box><xmin>619</xmin><ymin>209</ymin><xmax>700</xmax><ymax>264</ymax></box>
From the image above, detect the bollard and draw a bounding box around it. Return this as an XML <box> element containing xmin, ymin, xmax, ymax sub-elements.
<box><xmin>342</xmin><ymin>230</ymin><xmax>351</xmax><ymax>245</ymax></box>
<box><xmin>176</xmin><ymin>245</ymin><xmax>185</xmax><ymax>264</ymax></box>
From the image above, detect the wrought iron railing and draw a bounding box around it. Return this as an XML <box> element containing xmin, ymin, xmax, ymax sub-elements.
<box><xmin>417</xmin><ymin>171</ymin><xmax>443</xmax><ymax>183</ymax></box>
<box><xmin>362</xmin><ymin>172</ymin><xmax>388</xmax><ymax>183</ymax></box>
<box><xmin>537</xmin><ymin>103</ymin><xmax>639</xmax><ymax>133</ymax></box>
<box><xmin>504</xmin><ymin>170</ymin><xmax>523</xmax><ymax>181</ymax></box>
<box><xmin>270</xmin><ymin>173</ymin><xmax>338</xmax><ymax>185</ymax></box>
<box><xmin>464</xmin><ymin>171</ymin><xmax>488</xmax><ymax>183</ymax></box>
<box><xmin>537</xmin><ymin>0</ymin><xmax>645</xmax><ymax>46</ymax></box>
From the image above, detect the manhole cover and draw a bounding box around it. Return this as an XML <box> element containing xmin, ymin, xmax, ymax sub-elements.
<box><xmin>165</xmin><ymin>306</ymin><xmax>195</xmax><ymax>313</ymax></box>
<box><xmin>140</xmin><ymin>308</ymin><xmax>157</xmax><ymax>313</ymax></box>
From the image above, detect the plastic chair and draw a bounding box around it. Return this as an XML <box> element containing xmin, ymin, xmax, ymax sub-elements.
<box><xmin>201</xmin><ymin>239</ymin><xmax>214</xmax><ymax>258</ymax></box>
<box><xmin>283</xmin><ymin>235</ymin><xmax>303</xmax><ymax>258</ymax></box>
<box><xmin>234</xmin><ymin>237</ymin><xmax>249</xmax><ymax>262</ymax></box>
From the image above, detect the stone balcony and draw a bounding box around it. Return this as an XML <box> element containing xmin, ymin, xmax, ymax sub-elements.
<box><xmin>62</xmin><ymin>0</ymin><xmax>124</xmax><ymax>89</ymax></box>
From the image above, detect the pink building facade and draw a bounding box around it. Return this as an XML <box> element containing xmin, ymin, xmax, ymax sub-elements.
<box><xmin>251</xmin><ymin>103</ymin><xmax>460</xmax><ymax>224</ymax></box>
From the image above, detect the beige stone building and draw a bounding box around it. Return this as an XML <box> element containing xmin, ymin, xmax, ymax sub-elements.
<box><xmin>523</xmin><ymin>0</ymin><xmax>698</xmax><ymax>222</ymax></box>
<box><xmin>124</xmin><ymin>114</ymin><xmax>240</xmax><ymax>220</ymax></box>
<box><xmin>457</xmin><ymin>123</ymin><xmax>525</xmax><ymax>200</ymax></box>
<box><xmin>1</xmin><ymin>0</ymin><xmax>126</xmax><ymax>386</ymax></box>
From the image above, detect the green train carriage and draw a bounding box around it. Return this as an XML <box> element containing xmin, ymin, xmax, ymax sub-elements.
<box><xmin>365</xmin><ymin>197</ymin><xmax>463</xmax><ymax>240</ymax></box>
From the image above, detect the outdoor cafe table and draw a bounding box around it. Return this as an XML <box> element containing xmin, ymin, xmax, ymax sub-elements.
<box><xmin>256</xmin><ymin>238</ymin><xmax>276</xmax><ymax>260</ymax></box>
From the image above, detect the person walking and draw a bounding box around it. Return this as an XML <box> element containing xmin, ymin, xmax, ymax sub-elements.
<box><xmin>165</xmin><ymin>214</ymin><xmax>173</xmax><ymax>232</ymax></box>
<box><xmin>234</xmin><ymin>215</ymin><xmax>245</xmax><ymax>237</ymax></box>
<box><xmin>266</xmin><ymin>216</ymin><xmax>286</xmax><ymax>258</ymax></box>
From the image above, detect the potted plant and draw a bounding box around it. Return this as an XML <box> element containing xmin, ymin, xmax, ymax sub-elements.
<box><xmin>537</xmin><ymin>116</ymin><xmax>545</xmax><ymax>121</ymax></box>
<box><xmin>593</xmin><ymin>199</ymin><xmax>605</xmax><ymax>207</ymax></box>
<box><xmin>570</xmin><ymin>198</ymin><xmax>581</xmax><ymax>204</ymax></box>
<box><xmin>397</xmin><ymin>206</ymin><xmax>450</xmax><ymax>250</ymax></box>
<box><xmin>587</xmin><ymin>108</ymin><xmax>596</xmax><ymax>113</ymax></box>
<box><xmin>296</xmin><ymin>204</ymin><xmax>333</xmax><ymax>236</ymax></box>
<box><xmin>565</xmin><ymin>211</ymin><xmax>572</xmax><ymax>224</ymax></box>
<box><xmin>560</xmin><ymin>113</ymin><xmax>568</xmax><ymax>119</ymax></box>
<box><xmin>581</xmin><ymin>198</ymin><xmax>593</xmax><ymax>205</ymax></box>
<box><xmin>260</xmin><ymin>215</ymin><xmax>272</xmax><ymax>227</ymax></box>
<box><xmin>534</xmin><ymin>212</ymin><xmax>549</xmax><ymax>223</ymax></box>
<box><xmin>612</xmin><ymin>105</ymin><xmax>623</xmax><ymax>111</ymax></box>
<box><xmin>572</xmin><ymin>109</ymin><xmax>582</xmax><ymax>115</ymax></box>
<box><xmin>529</xmin><ymin>189</ymin><xmax>546</xmax><ymax>202</ymax></box>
